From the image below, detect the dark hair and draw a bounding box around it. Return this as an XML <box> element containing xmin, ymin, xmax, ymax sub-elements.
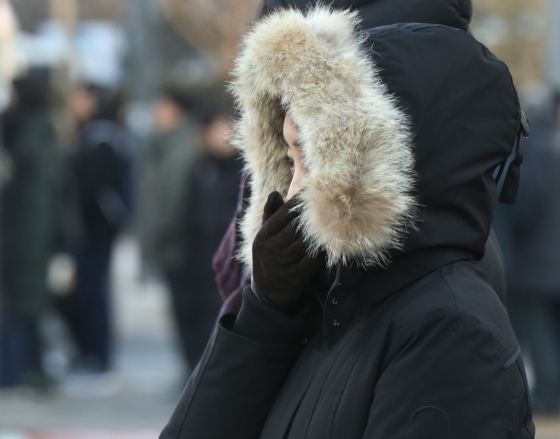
<box><xmin>3</xmin><ymin>68</ymin><xmax>53</xmax><ymax>148</ymax></box>
<box><xmin>72</xmin><ymin>82</ymin><xmax>126</xmax><ymax>122</ymax></box>
<box><xmin>12</xmin><ymin>67</ymin><xmax>52</xmax><ymax>111</ymax></box>
<box><xmin>162</xmin><ymin>86</ymin><xmax>199</xmax><ymax>114</ymax></box>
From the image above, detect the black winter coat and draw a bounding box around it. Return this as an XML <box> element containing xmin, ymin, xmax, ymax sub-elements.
<box><xmin>162</xmin><ymin>261</ymin><xmax>533</xmax><ymax>439</ymax></box>
<box><xmin>162</xmin><ymin>9</ymin><xmax>532</xmax><ymax>439</ymax></box>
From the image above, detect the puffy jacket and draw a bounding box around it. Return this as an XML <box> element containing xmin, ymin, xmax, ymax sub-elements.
<box><xmin>162</xmin><ymin>8</ymin><xmax>533</xmax><ymax>439</ymax></box>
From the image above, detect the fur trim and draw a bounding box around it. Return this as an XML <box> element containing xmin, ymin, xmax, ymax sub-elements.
<box><xmin>231</xmin><ymin>6</ymin><xmax>416</xmax><ymax>269</ymax></box>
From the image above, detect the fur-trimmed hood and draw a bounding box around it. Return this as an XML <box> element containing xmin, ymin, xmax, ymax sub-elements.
<box><xmin>231</xmin><ymin>7</ymin><xmax>522</xmax><ymax>272</ymax></box>
<box><xmin>231</xmin><ymin>7</ymin><xmax>416</xmax><ymax>269</ymax></box>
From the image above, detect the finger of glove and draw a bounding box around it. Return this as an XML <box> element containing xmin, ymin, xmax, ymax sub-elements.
<box><xmin>268</xmin><ymin>216</ymin><xmax>305</xmax><ymax>247</ymax></box>
<box><xmin>278</xmin><ymin>235</ymin><xmax>323</xmax><ymax>272</ymax></box>
<box><xmin>262</xmin><ymin>198</ymin><xmax>301</xmax><ymax>236</ymax></box>
<box><xmin>259</xmin><ymin>235</ymin><xmax>307</xmax><ymax>268</ymax></box>
<box><xmin>262</xmin><ymin>191</ymin><xmax>285</xmax><ymax>225</ymax></box>
<box><xmin>286</xmin><ymin>232</ymin><xmax>308</xmax><ymax>256</ymax></box>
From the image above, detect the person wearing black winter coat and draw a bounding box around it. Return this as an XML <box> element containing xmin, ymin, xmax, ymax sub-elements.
<box><xmin>213</xmin><ymin>0</ymin><xmax>508</xmax><ymax>316</ymax></box>
<box><xmin>61</xmin><ymin>85</ymin><xmax>136</xmax><ymax>372</ymax></box>
<box><xmin>161</xmin><ymin>7</ymin><xmax>533</xmax><ymax>439</ymax></box>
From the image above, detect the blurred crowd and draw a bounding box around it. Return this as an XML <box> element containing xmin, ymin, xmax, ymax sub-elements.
<box><xmin>0</xmin><ymin>0</ymin><xmax>558</xmax><ymax>423</ymax></box>
<box><xmin>0</xmin><ymin>66</ymin><xmax>242</xmax><ymax>389</ymax></box>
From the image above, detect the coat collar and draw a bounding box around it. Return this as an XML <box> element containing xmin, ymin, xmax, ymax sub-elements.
<box><xmin>320</xmin><ymin>248</ymin><xmax>473</xmax><ymax>346</ymax></box>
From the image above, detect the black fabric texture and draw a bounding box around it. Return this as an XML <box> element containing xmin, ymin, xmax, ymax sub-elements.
<box><xmin>480</xmin><ymin>229</ymin><xmax>507</xmax><ymax>303</ymax></box>
<box><xmin>162</xmin><ymin>261</ymin><xmax>534</xmax><ymax>439</ymax></box>
<box><xmin>160</xmin><ymin>315</ymin><xmax>303</xmax><ymax>439</ymax></box>
<box><xmin>232</xmin><ymin>287</ymin><xmax>307</xmax><ymax>346</ymax></box>
<box><xmin>262</xmin><ymin>0</ymin><xmax>472</xmax><ymax>31</ymax></box>
<box><xmin>257</xmin><ymin>261</ymin><xmax>531</xmax><ymax>439</ymax></box>
<box><xmin>252</xmin><ymin>192</ymin><xmax>326</xmax><ymax>304</ymax></box>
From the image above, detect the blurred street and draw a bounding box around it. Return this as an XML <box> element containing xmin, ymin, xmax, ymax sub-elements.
<box><xmin>540</xmin><ymin>422</ymin><xmax>560</xmax><ymax>439</ymax></box>
<box><xmin>0</xmin><ymin>237</ymin><xmax>183</xmax><ymax>438</ymax></box>
<box><xmin>0</xmin><ymin>244</ymin><xmax>560</xmax><ymax>439</ymax></box>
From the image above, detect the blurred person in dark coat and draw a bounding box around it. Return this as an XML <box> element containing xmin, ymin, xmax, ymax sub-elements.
<box><xmin>138</xmin><ymin>88</ymin><xmax>201</xmax><ymax>371</ymax></box>
<box><xmin>61</xmin><ymin>84</ymin><xmax>135</xmax><ymax>373</ymax></box>
<box><xmin>181</xmin><ymin>107</ymin><xmax>242</xmax><ymax>370</ymax></box>
<box><xmin>493</xmin><ymin>86</ymin><xmax>560</xmax><ymax>415</ymax></box>
<box><xmin>0</xmin><ymin>68</ymin><xmax>60</xmax><ymax>387</ymax></box>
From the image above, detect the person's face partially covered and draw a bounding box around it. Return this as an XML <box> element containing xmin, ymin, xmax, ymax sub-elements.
<box><xmin>283</xmin><ymin>114</ymin><xmax>308</xmax><ymax>201</ymax></box>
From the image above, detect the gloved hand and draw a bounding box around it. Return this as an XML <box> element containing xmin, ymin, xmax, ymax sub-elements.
<box><xmin>252</xmin><ymin>191</ymin><xmax>325</xmax><ymax>305</ymax></box>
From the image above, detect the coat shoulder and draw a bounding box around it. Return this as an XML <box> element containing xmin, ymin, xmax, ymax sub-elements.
<box><xmin>367</xmin><ymin>260</ymin><xmax>519</xmax><ymax>368</ymax></box>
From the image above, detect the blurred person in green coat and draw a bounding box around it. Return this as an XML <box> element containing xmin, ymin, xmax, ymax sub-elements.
<box><xmin>138</xmin><ymin>87</ymin><xmax>201</xmax><ymax>373</ymax></box>
<box><xmin>0</xmin><ymin>68</ymin><xmax>60</xmax><ymax>387</ymax></box>
<box><xmin>180</xmin><ymin>106</ymin><xmax>242</xmax><ymax>371</ymax></box>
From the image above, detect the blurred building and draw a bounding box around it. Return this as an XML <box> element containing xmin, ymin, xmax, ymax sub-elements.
<box><xmin>472</xmin><ymin>0</ymin><xmax>559</xmax><ymax>90</ymax></box>
<box><xmin>0</xmin><ymin>0</ymin><xmax>23</xmax><ymax>111</ymax></box>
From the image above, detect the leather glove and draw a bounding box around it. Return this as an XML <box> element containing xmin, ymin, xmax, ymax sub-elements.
<box><xmin>252</xmin><ymin>191</ymin><xmax>325</xmax><ymax>305</ymax></box>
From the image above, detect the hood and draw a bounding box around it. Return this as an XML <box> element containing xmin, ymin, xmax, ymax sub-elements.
<box><xmin>232</xmin><ymin>8</ymin><xmax>416</xmax><ymax>269</ymax></box>
<box><xmin>262</xmin><ymin>0</ymin><xmax>472</xmax><ymax>31</ymax></box>
<box><xmin>231</xmin><ymin>7</ymin><xmax>522</xmax><ymax>272</ymax></box>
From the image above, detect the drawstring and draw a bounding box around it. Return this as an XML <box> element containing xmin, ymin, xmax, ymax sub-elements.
<box><xmin>497</xmin><ymin>111</ymin><xmax>530</xmax><ymax>205</ymax></box>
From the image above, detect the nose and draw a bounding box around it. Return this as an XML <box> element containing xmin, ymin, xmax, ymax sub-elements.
<box><xmin>287</xmin><ymin>176</ymin><xmax>303</xmax><ymax>201</ymax></box>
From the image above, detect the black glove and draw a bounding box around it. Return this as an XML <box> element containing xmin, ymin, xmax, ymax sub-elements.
<box><xmin>252</xmin><ymin>191</ymin><xmax>325</xmax><ymax>305</ymax></box>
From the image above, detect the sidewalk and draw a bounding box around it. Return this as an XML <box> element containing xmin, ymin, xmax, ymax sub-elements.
<box><xmin>1</xmin><ymin>238</ymin><xmax>560</xmax><ymax>438</ymax></box>
<box><xmin>537</xmin><ymin>419</ymin><xmax>560</xmax><ymax>439</ymax></box>
<box><xmin>0</xmin><ymin>237</ymin><xmax>184</xmax><ymax>438</ymax></box>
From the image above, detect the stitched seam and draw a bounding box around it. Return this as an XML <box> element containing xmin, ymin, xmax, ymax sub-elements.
<box><xmin>303</xmin><ymin>332</ymin><xmax>361</xmax><ymax>439</ymax></box>
<box><xmin>516</xmin><ymin>359</ymin><xmax>536</xmax><ymax>438</ymax></box>
<box><xmin>479</xmin><ymin>315</ymin><xmax>510</xmax><ymax>439</ymax></box>
<box><xmin>442</xmin><ymin>267</ymin><xmax>518</xmax><ymax>366</ymax></box>
<box><xmin>441</xmin><ymin>269</ymin><xmax>459</xmax><ymax>311</ymax></box>
<box><xmin>328</xmin><ymin>331</ymin><xmax>375</xmax><ymax>439</ymax></box>
<box><xmin>176</xmin><ymin>328</ymin><xmax>220</xmax><ymax>438</ymax></box>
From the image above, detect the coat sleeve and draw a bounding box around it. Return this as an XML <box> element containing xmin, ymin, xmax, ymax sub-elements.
<box><xmin>160</xmin><ymin>288</ymin><xmax>306</xmax><ymax>439</ymax></box>
<box><xmin>362</xmin><ymin>308</ymin><xmax>533</xmax><ymax>439</ymax></box>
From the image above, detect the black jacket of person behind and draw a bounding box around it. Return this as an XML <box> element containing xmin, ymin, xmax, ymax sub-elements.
<box><xmin>262</xmin><ymin>0</ymin><xmax>472</xmax><ymax>30</ymax></box>
<box><xmin>186</xmin><ymin>153</ymin><xmax>243</xmax><ymax>286</ymax></box>
<box><xmin>161</xmin><ymin>10</ymin><xmax>532</xmax><ymax>439</ymax></box>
